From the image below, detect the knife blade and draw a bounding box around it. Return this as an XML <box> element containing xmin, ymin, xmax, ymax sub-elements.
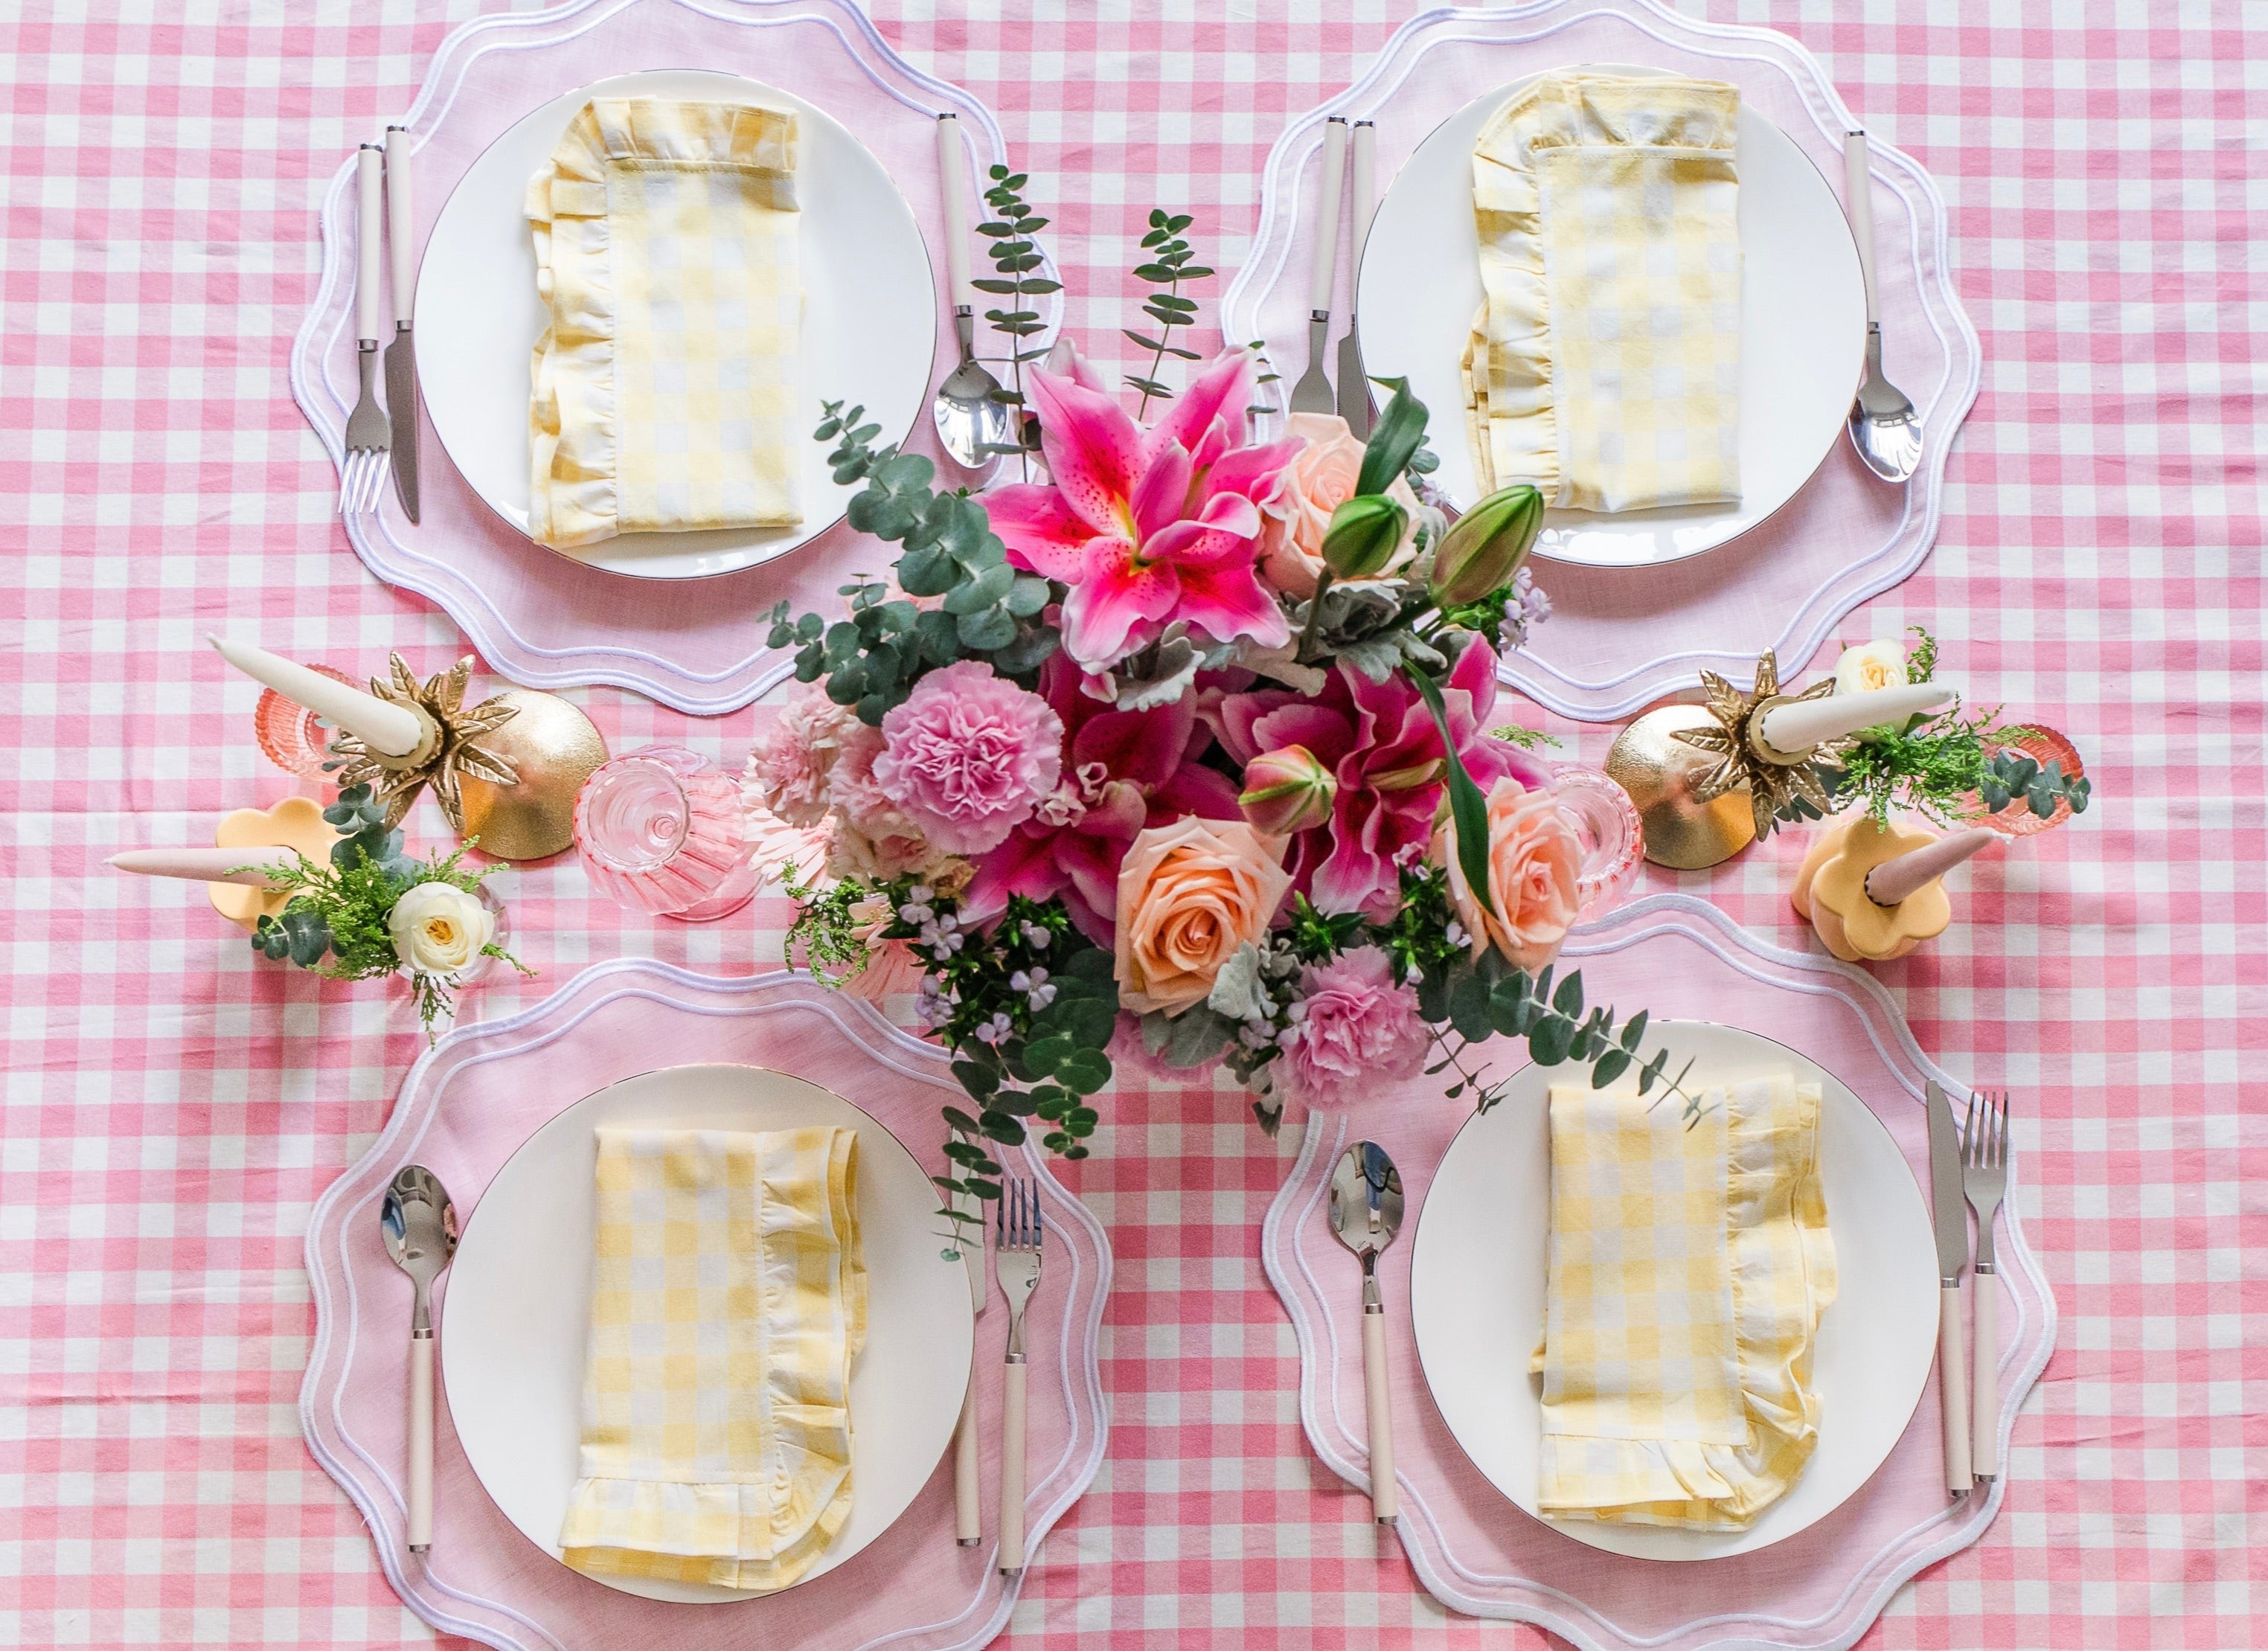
<box><xmin>1336</xmin><ymin>120</ymin><xmax>1377</xmax><ymax>437</ymax></box>
<box><xmin>1926</xmin><ymin>1080</ymin><xmax>1973</xmax><ymax>1494</ymax></box>
<box><xmin>951</xmin><ymin>1184</ymin><xmax>986</xmax><ymax>1545</ymax></box>
<box><xmin>383</xmin><ymin>125</ymin><xmax>421</xmax><ymax>524</ymax></box>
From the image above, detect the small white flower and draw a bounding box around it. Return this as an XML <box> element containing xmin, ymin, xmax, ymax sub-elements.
<box><xmin>388</xmin><ymin>882</ymin><xmax>493</xmax><ymax>979</ymax></box>
<box><xmin>1021</xmin><ymin>921</ymin><xmax>1052</xmax><ymax>949</ymax></box>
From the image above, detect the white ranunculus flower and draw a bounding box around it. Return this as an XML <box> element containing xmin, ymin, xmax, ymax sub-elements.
<box><xmin>388</xmin><ymin>881</ymin><xmax>494</xmax><ymax>978</ymax></box>
<box><xmin>1833</xmin><ymin>638</ymin><xmax>1909</xmax><ymax>698</ymax></box>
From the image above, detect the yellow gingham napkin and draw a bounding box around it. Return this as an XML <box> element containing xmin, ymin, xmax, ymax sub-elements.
<box><xmin>1534</xmin><ymin>1074</ymin><xmax>1834</xmax><ymax>1529</ymax></box>
<box><xmin>527</xmin><ymin>99</ymin><xmax>804</xmax><ymax>548</ymax></box>
<box><xmin>1462</xmin><ymin>71</ymin><xmax>1743</xmax><ymax>513</ymax></box>
<box><xmin>558</xmin><ymin>1125</ymin><xmax>865</xmax><ymax>1590</ymax></box>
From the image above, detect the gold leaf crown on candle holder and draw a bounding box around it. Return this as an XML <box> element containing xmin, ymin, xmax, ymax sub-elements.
<box><xmin>328</xmin><ymin>653</ymin><xmax>522</xmax><ymax>831</ymax></box>
<box><xmin>1670</xmin><ymin>650</ymin><xmax>1858</xmax><ymax>842</ymax></box>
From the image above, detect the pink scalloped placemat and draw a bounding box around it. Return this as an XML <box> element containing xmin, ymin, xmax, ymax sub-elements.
<box><xmin>1222</xmin><ymin>0</ymin><xmax>1980</xmax><ymax>722</ymax></box>
<box><xmin>1263</xmin><ymin>894</ymin><xmax>2054</xmax><ymax>1650</ymax></box>
<box><xmin>300</xmin><ymin>961</ymin><xmax>1110</xmax><ymax>1651</ymax></box>
<box><xmin>291</xmin><ymin>0</ymin><xmax>1042</xmax><ymax>715</ymax></box>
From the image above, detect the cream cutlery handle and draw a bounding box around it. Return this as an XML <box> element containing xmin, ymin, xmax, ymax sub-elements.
<box><xmin>1349</xmin><ymin>121</ymin><xmax>1376</xmax><ymax>270</ymax></box>
<box><xmin>954</xmin><ymin>1368</ymin><xmax>981</xmax><ymax>1545</ymax></box>
<box><xmin>1972</xmin><ymin>1274</ymin><xmax>1999</xmax><ymax>1478</ymax></box>
<box><xmin>1938</xmin><ymin>1281</ymin><xmax>1971</xmax><ymax>1495</ymax></box>
<box><xmin>935</xmin><ymin>114</ymin><xmax>973</xmax><ymax>313</ymax></box>
<box><xmin>407</xmin><ymin>1330</ymin><xmax>434</xmax><ymax>1551</ymax></box>
<box><xmin>356</xmin><ymin>145</ymin><xmax>383</xmax><ymax>344</ymax></box>
<box><xmin>1845</xmin><ymin>130</ymin><xmax>1879</xmax><ymax>327</ymax></box>
<box><xmin>1305</xmin><ymin>118</ymin><xmax>1348</xmax><ymax>316</ymax></box>
<box><xmin>385</xmin><ymin>127</ymin><xmax>414</xmax><ymax>325</ymax></box>
<box><xmin>998</xmin><ymin>1357</ymin><xmax>1028</xmax><ymax>1574</ymax></box>
<box><xmin>1362</xmin><ymin>1304</ymin><xmax>1397</xmax><ymax>1524</ymax></box>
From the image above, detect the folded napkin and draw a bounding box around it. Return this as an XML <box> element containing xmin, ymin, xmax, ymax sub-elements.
<box><xmin>1462</xmin><ymin>71</ymin><xmax>1743</xmax><ymax>513</ymax></box>
<box><xmin>528</xmin><ymin>98</ymin><xmax>804</xmax><ymax>548</ymax></box>
<box><xmin>1534</xmin><ymin>1074</ymin><xmax>1834</xmax><ymax>1529</ymax></box>
<box><xmin>560</xmin><ymin>1125</ymin><xmax>865</xmax><ymax>1591</ymax></box>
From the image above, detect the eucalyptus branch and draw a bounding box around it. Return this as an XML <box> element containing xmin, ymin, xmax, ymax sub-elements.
<box><xmin>1124</xmin><ymin>209</ymin><xmax>1212</xmax><ymax>417</ymax></box>
<box><xmin>975</xmin><ymin>165</ymin><xmax>1061</xmax><ymax>480</ymax></box>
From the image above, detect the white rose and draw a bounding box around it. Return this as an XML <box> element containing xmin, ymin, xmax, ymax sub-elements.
<box><xmin>388</xmin><ymin>882</ymin><xmax>494</xmax><ymax>978</ymax></box>
<box><xmin>1833</xmin><ymin>638</ymin><xmax>1909</xmax><ymax>698</ymax></box>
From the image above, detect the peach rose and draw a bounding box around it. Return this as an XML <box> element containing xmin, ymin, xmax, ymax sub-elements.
<box><xmin>1434</xmin><ymin>776</ymin><xmax>1582</xmax><ymax>972</ymax></box>
<box><xmin>1114</xmin><ymin>816</ymin><xmax>1292</xmax><ymax>1016</ymax></box>
<box><xmin>1258</xmin><ymin>412</ymin><xmax>1421</xmax><ymax>599</ymax></box>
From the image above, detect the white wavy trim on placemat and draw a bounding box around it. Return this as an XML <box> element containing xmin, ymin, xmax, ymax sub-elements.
<box><xmin>289</xmin><ymin>0</ymin><xmax>1051</xmax><ymax>715</ymax></box>
<box><xmin>1260</xmin><ymin>893</ymin><xmax>2056</xmax><ymax>1651</ymax></box>
<box><xmin>1221</xmin><ymin>0</ymin><xmax>1981</xmax><ymax>722</ymax></box>
<box><xmin>299</xmin><ymin>960</ymin><xmax>1110</xmax><ymax>1651</ymax></box>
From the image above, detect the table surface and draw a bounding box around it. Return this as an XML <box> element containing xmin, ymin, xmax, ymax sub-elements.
<box><xmin>4</xmin><ymin>2</ymin><xmax>2259</xmax><ymax>1647</ymax></box>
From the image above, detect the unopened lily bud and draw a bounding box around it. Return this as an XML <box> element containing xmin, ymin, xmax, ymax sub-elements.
<box><xmin>1429</xmin><ymin>483</ymin><xmax>1543</xmax><ymax>606</ymax></box>
<box><xmin>1239</xmin><ymin>745</ymin><xmax>1338</xmax><ymax>835</ymax></box>
<box><xmin>1319</xmin><ymin>493</ymin><xmax>1409</xmax><ymax>580</ymax></box>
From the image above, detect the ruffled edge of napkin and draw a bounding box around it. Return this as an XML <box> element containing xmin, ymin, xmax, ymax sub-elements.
<box><xmin>559</xmin><ymin>1124</ymin><xmax>865</xmax><ymax>1594</ymax></box>
<box><xmin>1538</xmin><ymin>1074</ymin><xmax>1835</xmax><ymax>1530</ymax></box>
<box><xmin>1463</xmin><ymin>71</ymin><xmax>1741</xmax><ymax>510</ymax></box>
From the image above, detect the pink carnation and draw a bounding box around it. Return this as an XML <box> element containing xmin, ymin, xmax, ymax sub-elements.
<box><xmin>872</xmin><ymin>661</ymin><xmax>1066</xmax><ymax>856</ymax></box>
<box><xmin>745</xmin><ymin>686</ymin><xmax>859</xmax><ymax>827</ymax></box>
<box><xmin>1278</xmin><ymin>946</ymin><xmax>1429</xmax><ymax>1109</ymax></box>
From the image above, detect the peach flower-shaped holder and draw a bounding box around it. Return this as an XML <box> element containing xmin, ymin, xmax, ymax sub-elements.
<box><xmin>209</xmin><ymin>797</ymin><xmax>339</xmax><ymax>931</ymax></box>
<box><xmin>1791</xmin><ymin>816</ymin><xmax>1995</xmax><ymax>963</ymax></box>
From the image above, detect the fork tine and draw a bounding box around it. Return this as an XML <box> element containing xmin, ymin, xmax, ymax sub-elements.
<box><xmin>1962</xmin><ymin>1089</ymin><xmax>1982</xmax><ymax>1167</ymax></box>
<box><xmin>1032</xmin><ymin>1182</ymin><xmax>1043</xmax><ymax>1252</ymax></box>
<box><xmin>1995</xmin><ymin>1091</ymin><xmax>2009</xmax><ymax>1168</ymax></box>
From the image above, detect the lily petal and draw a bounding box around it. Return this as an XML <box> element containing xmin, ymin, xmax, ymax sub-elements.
<box><xmin>987</xmin><ymin>482</ymin><xmax>1100</xmax><ymax>579</ymax></box>
<box><xmin>1030</xmin><ymin>365</ymin><xmax>1144</xmax><ymax>538</ymax></box>
<box><xmin>1141</xmin><ymin>350</ymin><xmax>1256</xmax><ymax>465</ymax></box>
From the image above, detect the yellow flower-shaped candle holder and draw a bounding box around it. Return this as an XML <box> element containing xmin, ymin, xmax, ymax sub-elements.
<box><xmin>1790</xmin><ymin>817</ymin><xmax>1995</xmax><ymax>963</ymax></box>
<box><xmin>209</xmin><ymin>797</ymin><xmax>338</xmax><ymax>932</ymax></box>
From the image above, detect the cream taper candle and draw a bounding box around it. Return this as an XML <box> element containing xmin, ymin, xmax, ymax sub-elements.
<box><xmin>209</xmin><ymin>635</ymin><xmax>428</xmax><ymax>757</ymax></box>
<box><xmin>109</xmin><ymin>847</ymin><xmax>305</xmax><ymax>887</ymax></box>
<box><xmin>1759</xmin><ymin>682</ymin><xmax>1951</xmax><ymax>753</ymax></box>
<box><xmin>1864</xmin><ymin>827</ymin><xmax>1996</xmax><ymax>907</ymax></box>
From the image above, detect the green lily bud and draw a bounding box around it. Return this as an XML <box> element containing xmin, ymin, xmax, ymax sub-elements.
<box><xmin>1429</xmin><ymin>483</ymin><xmax>1543</xmax><ymax>606</ymax></box>
<box><xmin>1239</xmin><ymin>745</ymin><xmax>1338</xmax><ymax>836</ymax></box>
<box><xmin>1319</xmin><ymin>493</ymin><xmax>1409</xmax><ymax>581</ymax></box>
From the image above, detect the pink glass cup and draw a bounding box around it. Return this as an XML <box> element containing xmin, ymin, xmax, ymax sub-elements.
<box><xmin>574</xmin><ymin>746</ymin><xmax>755</xmax><ymax>922</ymax></box>
<box><xmin>1549</xmin><ymin>766</ymin><xmax>1644</xmax><ymax>924</ymax></box>
<box><xmin>253</xmin><ymin>662</ymin><xmax>356</xmax><ymax>781</ymax></box>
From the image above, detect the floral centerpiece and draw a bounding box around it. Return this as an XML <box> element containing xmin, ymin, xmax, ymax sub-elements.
<box><xmin>752</xmin><ymin>203</ymin><xmax>1691</xmax><ymax>1240</ymax></box>
<box><xmin>243</xmin><ymin>783</ymin><xmax>528</xmax><ymax>1034</ymax></box>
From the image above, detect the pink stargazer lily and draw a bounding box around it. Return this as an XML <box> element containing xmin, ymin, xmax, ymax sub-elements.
<box><xmin>983</xmin><ymin>349</ymin><xmax>1301</xmax><ymax>674</ymax></box>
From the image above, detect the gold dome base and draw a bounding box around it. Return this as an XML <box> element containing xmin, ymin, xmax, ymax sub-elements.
<box><xmin>454</xmin><ymin>690</ymin><xmax>609</xmax><ymax>862</ymax></box>
<box><xmin>1605</xmin><ymin>705</ymin><xmax>1758</xmax><ymax>871</ymax></box>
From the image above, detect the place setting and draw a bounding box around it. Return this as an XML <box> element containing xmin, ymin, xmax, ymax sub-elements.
<box><xmin>1223</xmin><ymin>0</ymin><xmax>1980</xmax><ymax>723</ymax></box>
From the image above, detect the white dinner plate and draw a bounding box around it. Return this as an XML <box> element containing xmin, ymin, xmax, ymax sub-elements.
<box><xmin>1356</xmin><ymin>67</ymin><xmax>1867</xmax><ymax>568</ymax></box>
<box><xmin>1407</xmin><ymin>1021</ymin><xmax>1936</xmax><ymax>1561</ymax></box>
<box><xmin>415</xmin><ymin>68</ymin><xmax>935</xmax><ymax>580</ymax></box>
<box><xmin>441</xmin><ymin>1063</ymin><xmax>973</xmax><ymax>1602</ymax></box>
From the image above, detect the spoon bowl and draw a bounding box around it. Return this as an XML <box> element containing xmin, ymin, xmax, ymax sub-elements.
<box><xmin>1327</xmin><ymin>1141</ymin><xmax>1406</xmax><ymax>1268</ymax></box>
<box><xmin>382</xmin><ymin>1164</ymin><xmax>459</xmax><ymax>1332</ymax></box>
<box><xmin>932</xmin><ymin>342</ymin><xmax>1019</xmax><ymax>471</ymax></box>
<box><xmin>1847</xmin><ymin>324</ymin><xmax>1923</xmax><ymax>483</ymax></box>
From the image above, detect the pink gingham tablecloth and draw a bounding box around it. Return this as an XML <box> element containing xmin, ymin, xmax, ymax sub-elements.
<box><xmin>4</xmin><ymin>3</ymin><xmax>2261</xmax><ymax>1647</ymax></box>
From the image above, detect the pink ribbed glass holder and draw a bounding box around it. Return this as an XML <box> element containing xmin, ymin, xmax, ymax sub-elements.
<box><xmin>573</xmin><ymin>746</ymin><xmax>755</xmax><ymax>921</ymax></box>
<box><xmin>253</xmin><ymin>662</ymin><xmax>356</xmax><ymax>781</ymax></box>
<box><xmin>1551</xmin><ymin>765</ymin><xmax>1645</xmax><ymax>924</ymax></box>
<box><xmin>1972</xmin><ymin>725</ymin><xmax>2086</xmax><ymax>837</ymax></box>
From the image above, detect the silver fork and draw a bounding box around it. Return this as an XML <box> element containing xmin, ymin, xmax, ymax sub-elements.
<box><xmin>1962</xmin><ymin>1090</ymin><xmax>2009</xmax><ymax>1482</ymax></box>
<box><xmin>993</xmin><ymin>1176</ymin><xmax>1043</xmax><ymax>1580</ymax></box>
<box><xmin>341</xmin><ymin>141</ymin><xmax>391</xmax><ymax>516</ymax></box>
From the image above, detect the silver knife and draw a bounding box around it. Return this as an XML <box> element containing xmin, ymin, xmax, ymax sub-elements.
<box><xmin>1926</xmin><ymin>1080</ymin><xmax>1973</xmax><ymax>1496</ymax></box>
<box><xmin>952</xmin><ymin>1186</ymin><xmax>987</xmax><ymax>1545</ymax></box>
<box><xmin>382</xmin><ymin>125</ymin><xmax>421</xmax><ymax>524</ymax></box>
<box><xmin>1336</xmin><ymin>120</ymin><xmax>1376</xmax><ymax>437</ymax></box>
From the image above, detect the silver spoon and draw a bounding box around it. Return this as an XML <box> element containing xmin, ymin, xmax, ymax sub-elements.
<box><xmin>1843</xmin><ymin>131</ymin><xmax>1923</xmax><ymax>483</ymax></box>
<box><xmin>931</xmin><ymin>115</ymin><xmax>1016</xmax><ymax>470</ymax></box>
<box><xmin>1327</xmin><ymin>1140</ymin><xmax>1404</xmax><ymax>1525</ymax></box>
<box><xmin>382</xmin><ymin>1164</ymin><xmax>458</xmax><ymax>1555</ymax></box>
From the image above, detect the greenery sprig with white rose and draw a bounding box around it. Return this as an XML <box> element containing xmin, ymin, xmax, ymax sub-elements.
<box><xmin>240</xmin><ymin>783</ymin><xmax>528</xmax><ymax>1036</ymax></box>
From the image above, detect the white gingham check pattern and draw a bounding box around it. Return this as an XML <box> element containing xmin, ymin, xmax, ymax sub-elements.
<box><xmin>2</xmin><ymin>2</ymin><xmax>2261</xmax><ymax>1647</ymax></box>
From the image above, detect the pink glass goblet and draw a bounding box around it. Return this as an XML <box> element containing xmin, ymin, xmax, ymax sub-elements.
<box><xmin>253</xmin><ymin>662</ymin><xmax>356</xmax><ymax>781</ymax></box>
<box><xmin>1550</xmin><ymin>766</ymin><xmax>1645</xmax><ymax>923</ymax></box>
<box><xmin>574</xmin><ymin>746</ymin><xmax>755</xmax><ymax>922</ymax></box>
<box><xmin>1970</xmin><ymin>725</ymin><xmax>2086</xmax><ymax>838</ymax></box>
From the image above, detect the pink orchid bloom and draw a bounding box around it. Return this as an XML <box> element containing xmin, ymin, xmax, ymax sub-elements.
<box><xmin>961</xmin><ymin>649</ymin><xmax>1243</xmax><ymax>943</ymax></box>
<box><xmin>1212</xmin><ymin>640</ymin><xmax>1551</xmax><ymax>920</ymax></box>
<box><xmin>983</xmin><ymin>348</ymin><xmax>1301</xmax><ymax>673</ymax></box>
